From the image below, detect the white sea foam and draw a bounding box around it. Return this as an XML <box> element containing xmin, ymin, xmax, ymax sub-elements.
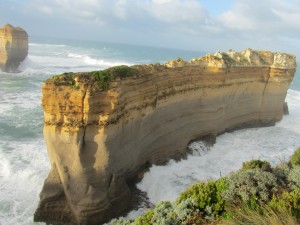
<box><xmin>0</xmin><ymin>139</ymin><xmax>49</xmax><ymax>225</ymax></box>
<box><xmin>29</xmin><ymin>43</ymin><xmax>67</xmax><ymax>48</ymax></box>
<box><xmin>17</xmin><ymin>53</ymin><xmax>132</xmax><ymax>75</ymax></box>
<box><xmin>0</xmin><ymin>82</ymin><xmax>42</xmax><ymax>116</ymax></box>
<box><xmin>67</xmin><ymin>53</ymin><xmax>132</xmax><ymax>67</ymax></box>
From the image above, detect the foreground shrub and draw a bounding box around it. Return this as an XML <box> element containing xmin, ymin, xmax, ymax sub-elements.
<box><xmin>290</xmin><ymin>147</ymin><xmax>300</xmax><ymax>166</ymax></box>
<box><xmin>113</xmin><ymin>147</ymin><xmax>300</xmax><ymax>225</ymax></box>
<box><xmin>222</xmin><ymin>206</ymin><xmax>299</xmax><ymax>225</ymax></box>
<box><xmin>269</xmin><ymin>188</ymin><xmax>300</xmax><ymax>218</ymax></box>
<box><xmin>222</xmin><ymin>169</ymin><xmax>278</xmax><ymax>209</ymax></box>
<box><xmin>242</xmin><ymin>159</ymin><xmax>272</xmax><ymax>172</ymax></box>
<box><xmin>177</xmin><ymin>179</ymin><xmax>228</xmax><ymax>219</ymax></box>
<box><xmin>273</xmin><ymin>163</ymin><xmax>291</xmax><ymax>187</ymax></box>
<box><xmin>287</xmin><ymin>165</ymin><xmax>300</xmax><ymax>189</ymax></box>
<box><xmin>112</xmin><ymin>200</ymin><xmax>193</xmax><ymax>225</ymax></box>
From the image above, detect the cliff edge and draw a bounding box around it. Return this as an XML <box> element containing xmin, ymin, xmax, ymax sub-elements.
<box><xmin>0</xmin><ymin>24</ymin><xmax>28</xmax><ymax>72</ymax></box>
<box><xmin>35</xmin><ymin>49</ymin><xmax>296</xmax><ymax>225</ymax></box>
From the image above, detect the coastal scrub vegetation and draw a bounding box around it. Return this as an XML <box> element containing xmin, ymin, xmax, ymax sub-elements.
<box><xmin>290</xmin><ymin>147</ymin><xmax>300</xmax><ymax>166</ymax></box>
<box><xmin>50</xmin><ymin>65</ymin><xmax>137</xmax><ymax>90</ymax></box>
<box><xmin>91</xmin><ymin>65</ymin><xmax>137</xmax><ymax>90</ymax></box>
<box><xmin>112</xmin><ymin>148</ymin><xmax>300</xmax><ymax>225</ymax></box>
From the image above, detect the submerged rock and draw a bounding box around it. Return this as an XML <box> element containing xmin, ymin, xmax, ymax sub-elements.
<box><xmin>0</xmin><ymin>24</ymin><xmax>28</xmax><ymax>72</ymax></box>
<box><xmin>35</xmin><ymin>49</ymin><xmax>296</xmax><ymax>225</ymax></box>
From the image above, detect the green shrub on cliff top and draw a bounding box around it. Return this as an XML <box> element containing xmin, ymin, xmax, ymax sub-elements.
<box><xmin>177</xmin><ymin>179</ymin><xmax>228</xmax><ymax>219</ymax></box>
<box><xmin>50</xmin><ymin>65</ymin><xmax>136</xmax><ymax>90</ymax></box>
<box><xmin>52</xmin><ymin>72</ymin><xmax>75</xmax><ymax>85</ymax></box>
<box><xmin>91</xmin><ymin>65</ymin><xmax>136</xmax><ymax>90</ymax></box>
<box><xmin>222</xmin><ymin>169</ymin><xmax>278</xmax><ymax>209</ymax></box>
<box><xmin>287</xmin><ymin>165</ymin><xmax>300</xmax><ymax>189</ymax></box>
<box><xmin>242</xmin><ymin>159</ymin><xmax>272</xmax><ymax>172</ymax></box>
<box><xmin>269</xmin><ymin>188</ymin><xmax>300</xmax><ymax>218</ymax></box>
<box><xmin>290</xmin><ymin>147</ymin><xmax>300</xmax><ymax>166</ymax></box>
<box><xmin>112</xmin><ymin>200</ymin><xmax>193</xmax><ymax>225</ymax></box>
<box><xmin>143</xmin><ymin>200</ymin><xmax>191</xmax><ymax>225</ymax></box>
<box><xmin>91</xmin><ymin>70</ymin><xmax>113</xmax><ymax>90</ymax></box>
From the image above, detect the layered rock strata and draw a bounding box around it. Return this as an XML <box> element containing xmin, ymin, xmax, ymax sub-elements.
<box><xmin>35</xmin><ymin>49</ymin><xmax>296</xmax><ymax>225</ymax></box>
<box><xmin>0</xmin><ymin>24</ymin><xmax>28</xmax><ymax>72</ymax></box>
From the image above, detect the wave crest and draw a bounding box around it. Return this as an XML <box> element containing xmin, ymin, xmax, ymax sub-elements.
<box><xmin>67</xmin><ymin>53</ymin><xmax>132</xmax><ymax>67</ymax></box>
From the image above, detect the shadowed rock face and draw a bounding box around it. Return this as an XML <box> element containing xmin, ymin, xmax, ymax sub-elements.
<box><xmin>34</xmin><ymin>49</ymin><xmax>296</xmax><ymax>225</ymax></box>
<box><xmin>0</xmin><ymin>24</ymin><xmax>28</xmax><ymax>72</ymax></box>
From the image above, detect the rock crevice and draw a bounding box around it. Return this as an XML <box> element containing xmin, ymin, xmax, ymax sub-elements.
<box><xmin>35</xmin><ymin>49</ymin><xmax>296</xmax><ymax>225</ymax></box>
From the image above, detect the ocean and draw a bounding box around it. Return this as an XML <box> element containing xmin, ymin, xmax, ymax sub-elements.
<box><xmin>0</xmin><ymin>37</ymin><xmax>299</xmax><ymax>225</ymax></box>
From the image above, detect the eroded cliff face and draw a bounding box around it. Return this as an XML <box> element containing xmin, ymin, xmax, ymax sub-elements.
<box><xmin>35</xmin><ymin>49</ymin><xmax>296</xmax><ymax>225</ymax></box>
<box><xmin>0</xmin><ymin>24</ymin><xmax>28</xmax><ymax>72</ymax></box>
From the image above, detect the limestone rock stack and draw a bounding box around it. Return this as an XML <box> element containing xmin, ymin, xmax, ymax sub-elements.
<box><xmin>0</xmin><ymin>24</ymin><xmax>28</xmax><ymax>72</ymax></box>
<box><xmin>34</xmin><ymin>49</ymin><xmax>296</xmax><ymax>225</ymax></box>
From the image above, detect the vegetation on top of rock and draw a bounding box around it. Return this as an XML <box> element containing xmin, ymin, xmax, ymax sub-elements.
<box><xmin>112</xmin><ymin>147</ymin><xmax>300</xmax><ymax>225</ymax></box>
<box><xmin>269</xmin><ymin>188</ymin><xmax>300</xmax><ymax>218</ymax></box>
<box><xmin>287</xmin><ymin>165</ymin><xmax>300</xmax><ymax>189</ymax></box>
<box><xmin>222</xmin><ymin>169</ymin><xmax>278</xmax><ymax>208</ymax></box>
<box><xmin>290</xmin><ymin>147</ymin><xmax>300</xmax><ymax>166</ymax></box>
<box><xmin>48</xmin><ymin>65</ymin><xmax>138</xmax><ymax>90</ymax></box>
<box><xmin>177</xmin><ymin>178</ymin><xmax>228</xmax><ymax>220</ymax></box>
<box><xmin>51</xmin><ymin>72</ymin><xmax>75</xmax><ymax>85</ymax></box>
<box><xmin>90</xmin><ymin>65</ymin><xmax>137</xmax><ymax>90</ymax></box>
<box><xmin>241</xmin><ymin>159</ymin><xmax>272</xmax><ymax>172</ymax></box>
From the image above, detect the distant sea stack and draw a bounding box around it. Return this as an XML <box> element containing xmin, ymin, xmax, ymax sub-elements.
<box><xmin>35</xmin><ymin>49</ymin><xmax>296</xmax><ymax>225</ymax></box>
<box><xmin>0</xmin><ymin>24</ymin><xmax>28</xmax><ymax>72</ymax></box>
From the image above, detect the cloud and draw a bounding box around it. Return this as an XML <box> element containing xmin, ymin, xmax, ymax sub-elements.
<box><xmin>147</xmin><ymin>0</ymin><xmax>209</xmax><ymax>24</ymax></box>
<box><xmin>9</xmin><ymin>0</ymin><xmax>300</xmax><ymax>55</ymax></box>
<box><xmin>26</xmin><ymin>0</ymin><xmax>105</xmax><ymax>22</ymax></box>
<box><xmin>218</xmin><ymin>0</ymin><xmax>300</xmax><ymax>35</ymax></box>
<box><xmin>26</xmin><ymin>0</ymin><xmax>211</xmax><ymax>26</ymax></box>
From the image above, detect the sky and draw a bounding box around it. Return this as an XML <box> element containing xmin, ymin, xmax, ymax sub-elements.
<box><xmin>1</xmin><ymin>0</ymin><xmax>300</xmax><ymax>56</ymax></box>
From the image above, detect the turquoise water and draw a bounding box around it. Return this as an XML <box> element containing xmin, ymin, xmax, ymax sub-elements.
<box><xmin>0</xmin><ymin>38</ymin><xmax>299</xmax><ymax>224</ymax></box>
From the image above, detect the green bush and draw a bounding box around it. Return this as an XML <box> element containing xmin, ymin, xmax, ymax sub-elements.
<box><xmin>287</xmin><ymin>165</ymin><xmax>300</xmax><ymax>189</ymax></box>
<box><xmin>113</xmin><ymin>200</ymin><xmax>193</xmax><ymax>225</ymax></box>
<box><xmin>145</xmin><ymin>201</ymin><xmax>190</xmax><ymax>225</ymax></box>
<box><xmin>290</xmin><ymin>148</ymin><xmax>300</xmax><ymax>166</ymax></box>
<box><xmin>111</xmin><ymin>65</ymin><xmax>136</xmax><ymax>77</ymax></box>
<box><xmin>177</xmin><ymin>179</ymin><xmax>228</xmax><ymax>219</ymax></box>
<box><xmin>52</xmin><ymin>72</ymin><xmax>75</xmax><ymax>85</ymax></box>
<box><xmin>269</xmin><ymin>188</ymin><xmax>300</xmax><ymax>218</ymax></box>
<box><xmin>91</xmin><ymin>70</ymin><xmax>113</xmax><ymax>90</ymax></box>
<box><xmin>135</xmin><ymin>209</ymin><xmax>154</xmax><ymax>225</ymax></box>
<box><xmin>273</xmin><ymin>163</ymin><xmax>291</xmax><ymax>187</ymax></box>
<box><xmin>222</xmin><ymin>169</ymin><xmax>278</xmax><ymax>208</ymax></box>
<box><xmin>91</xmin><ymin>65</ymin><xmax>136</xmax><ymax>90</ymax></box>
<box><xmin>242</xmin><ymin>160</ymin><xmax>272</xmax><ymax>172</ymax></box>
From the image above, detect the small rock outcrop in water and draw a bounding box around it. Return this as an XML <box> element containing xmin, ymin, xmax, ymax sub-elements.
<box><xmin>0</xmin><ymin>24</ymin><xmax>28</xmax><ymax>72</ymax></box>
<box><xmin>35</xmin><ymin>49</ymin><xmax>296</xmax><ymax>225</ymax></box>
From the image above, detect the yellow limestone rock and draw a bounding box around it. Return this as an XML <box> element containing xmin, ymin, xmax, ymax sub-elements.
<box><xmin>0</xmin><ymin>24</ymin><xmax>28</xmax><ymax>72</ymax></box>
<box><xmin>35</xmin><ymin>49</ymin><xmax>296</xmax><ymax>225</ymax></box>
